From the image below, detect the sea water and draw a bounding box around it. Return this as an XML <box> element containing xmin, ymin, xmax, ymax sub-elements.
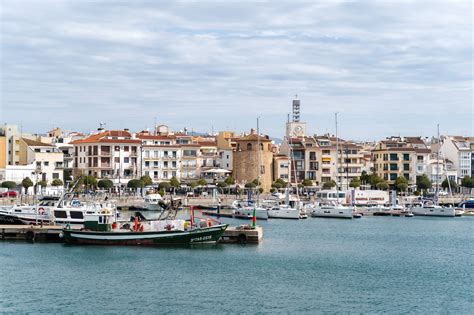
<box><xmin>0</xmin><ymin>216</ymin><xmax>473</xmax><ymax>313</ymax></box>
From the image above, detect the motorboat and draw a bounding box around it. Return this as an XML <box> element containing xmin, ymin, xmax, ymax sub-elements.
<box><xmin>143</xmin><ymin>194</ymin><xmax>165</xmax><ymax>211</ymax></box>
<box><xmin>311</xmin><ymin>203</ymin><xmax>354</xmax><ymax>219</ymax></box>
<box><xmin>411</xmin><ymin>200</ymin><xmax>455</xmax><ymax>217</ymax></box>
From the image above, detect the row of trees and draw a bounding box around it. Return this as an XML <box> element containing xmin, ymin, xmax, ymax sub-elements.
<box><xmin>1</xmin><ymin>178</ymin><xmax>64</xmax><ymax>191</ymax></box>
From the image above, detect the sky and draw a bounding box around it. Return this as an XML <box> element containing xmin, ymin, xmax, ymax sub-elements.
<box><xmin>0</xmin><ymin>0</ymin><xmax>472</xmax><ymax>140</ymax></box>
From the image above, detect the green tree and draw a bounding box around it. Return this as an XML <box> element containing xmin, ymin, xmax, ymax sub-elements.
<box><xmin>140</xmin><ymin>175</ymin><xmax>153</xmax><ymax>186</ymax></box>
<box><xmin>224</xmin><ymin>176</ymin><xmax>235</xmax><ymax>185</ymax></box>
<box><xmin>461</xmin><ymin>176</ymin><xmax>473</xmax><ymax>188</ymax></box>
<box><xmin>158</xmin><ymin>181</ymin><xmax>171</xmax><ymax>190</ymax></box>
<box><xmin>51</xmin><ymin>179</ymin><xmax>64</xmax><ymax>186</ymax></box>
<box><xmin>322</xmin><ymin>180</ymin><xmax>336</xmax><ymax>189</ymax></box>
<box><xmin>37</xmin><ymin>180</ymin><xmax>48</xmax><ymax>187</ymax></box>
<box><xmin>252</xmin><ymin>178</ymin><xmax>260</xmax><ymax>186</ymax></box>
<box><xmin>169</xmin><ymin>176</ymin><xmax>180</xmax><ymax>188</ymax></box>
<box><xmin>127</xmin><ymin>179</ymin><xmax>144</xmax><ymax>189</ymax></box>
<box><xmin>189</xmin><ymin>181</ymin><xmax>198</xmax><ymax>189</ymax></box>
<box><xmin>441</xmin><ymin>178</ymin><xmax>458</xmax><ymax>190</ymax></box>
<box><xmin>376</xmin><ymin>181</ymin><xmax>389</xmax><ymax>190</ymax></box>
<box><xmin>197</xmin><ymin>179</ymin><xmax>208</xmax><ymax>186</ymax></box>
<box><xmin>21</xmin><ymin>177</ymin><xmax>33</xmax><ymax>191</ymax></box>
<box><xmin>245</xmin><ymin>182</ymin><xmax>257</xmax><ymax>189</ymax></box>
<box><xmin>258</xmin><ymin>187</ymin><xmax>264</xmax><ymax>194</ymax></box>
<box><xmin>272</xmin><ymin>181</ymin><xmax>283</xmax><ymax>189</ymax></box>
<box><xmin>1</xmin><ymin>181</ymin><xmax>16</xmax><ymax>189</ymax></box>
<box><xmin>217</xmin><ymin>181</ymin><xmax>228</xmax><ymax>189</ymax></box>
<box><xmin>158</xmin><ymin>188</ymin><xmax>165</xmax><ymax>197</ymax></box>
<box><xmin>301</xmin><ymin>179</ymin><xmax>313</xmax><ymax>187</ymax></box>
<box><xmin>416</xmin><ymin>174</ymin><xmax>432</xmax><ymax>192</ymax></box>
<box><xmin>349</xmin><ymin>177</ymin><xmax>361</xmax><ymax>188</ymax></box>
<box><xmin>81</xmin><ymin>175</ymin><xmax>97</xmax><ymax>190</ymax></box>
<box><xmin>369</xmin><ymin>174</ymin><xmax>384</xmax><ymax>188</ymax></box>
<box><xmin>270</xmin><ymin>188</ymin><xmax>276</xmax><ymax>193</ymax></box>
<box><xmin>395</xmin><ymin>176</ymin><xmax>409</xmax><ymax>192</ymax></box>
<box><xmin>360</xmin><ymin>171</ymin><xmax>370</xmax><ymax>184</ymax></box>
<box><xmin>63</xmin><ymin>169</ymin><xmax>72</xmax><ymax>182</ymax></box>
<box><xmin>98</xmin><ymin>179</ymin><xmax>114</xmax><ymax>189</ymax></box>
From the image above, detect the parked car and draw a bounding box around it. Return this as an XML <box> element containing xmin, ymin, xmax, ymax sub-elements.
<box><xmin>0</xmin><ymin>191</ymin><xmax>17</xmax><ymax>198</ymax></box>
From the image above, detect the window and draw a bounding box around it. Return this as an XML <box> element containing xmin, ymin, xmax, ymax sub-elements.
<box><xmin>154</xmin><ymin>161</ymin><xmax>158</xmax><ymax>167</ymax></box>
<box><xmin>114</xmin><ymin>157</ymin><xmax>120</xmax><ymax>163</ymax></box>
<box><xmin>70</xmin><ymin>211</ymin><xmax>84</xmax><ymax>219</ymax></box>
<box><xmin>115</xmin><ymin>146</ymin><xmax>120</xmax><ymax>151</ymax></box>
<box><xmin>53</xmin><ymin>173</ymin><xmax>59</xmax><ymax>179</ymax></box>
<box><xmin>404</xmin><ymin>164</ymin><xmax>409</xmax><ymax>171</ymax></box>
<box><xmin>44</xmin><ymin>161</ymin><xmax>49</xmax><ymax>166</ymax></box>
<box><xmin>247</xmin><ymin>143</ymin><xmax>253</xmax><ymax>151</ymax></box>
<box><xmin>403</xmin><ymin>154</ymin><xmax>410</xmax><ymax>161</ymax></box>
<box><xmin>124</xmin><ymin>157</ymin><xmax>129</xmax><ymax>163</ymax></box>
<box><xmin>390</xmin><ymin>153</ymin><xmax>398</xmax><ymax>161</ymax></box>
<box><xmin>390</xmin><ymin>174</ymin><xmax>397</xmax><ymax>181</ymax></box>
<box><xmin>145</xmin><ymin>161</ymin><xmax>150</xmax><ymax>167</ymax></box>
<box><xmin>390</xmin><ymin>164</ymin><xmax>398</xmax><ymax>171</ymax></box>
<box><xmin>124</xmin><ymin>146</ymin><xmax>129</xmax><ymax>152</ymax></box>
<box><xmin>309</xmin><ymin>152</ymin><xmax>317</xmax><ymax>160</ymax></box>
<box><xmin>259</xmin><ymin>143</ymin><xmax>263</xmax><ymax>150</ymax></box>
<box><xmin>54</xmin><ymin>210</ymin><xmax>67</xmax><ymax>218</ymax></box>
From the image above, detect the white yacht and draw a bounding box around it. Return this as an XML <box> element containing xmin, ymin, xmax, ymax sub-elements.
<box><xmin>231</xmin><ymin>200</ymin><xmax>268</xmax><ymax>220</ymax></box>
<box><xmin>267</xmin><ymin>204</ymin><xmax>300</xmax><ymax>219</ymax></box>
<box><xmin>0</xmin><ymin>196</ymin><xmax>113</xmax><ymax>225</ymax></box>
<box><xmin>411</xmin><ymin>200</ymin><xmax>455</xmax><ymax>217</ymax></box>
<box><xmin>311</xmin><ymin>203</ymin><xmax>354</xmax><ymax>219</ymax></box>
<box><xmin>143</xmin><ymin>194</ymin><xmax>164</xmax><ymax>211</ymax></box>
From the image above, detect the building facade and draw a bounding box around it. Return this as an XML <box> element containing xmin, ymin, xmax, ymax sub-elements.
<box><xmin>71</xmin><ymin>130</ymin><xmax>141</xmax><ymax>184</ymax></box>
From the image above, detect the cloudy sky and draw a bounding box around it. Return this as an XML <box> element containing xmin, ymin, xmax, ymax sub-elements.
<box><xmin>1</xmin><ymin>0</ymin><xmax>472</xmax><ymax>140</ymax></box>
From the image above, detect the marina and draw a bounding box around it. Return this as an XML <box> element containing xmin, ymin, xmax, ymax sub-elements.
<box><xmin>1</xmin><ymin>215</ymin><xmax>472</xmax><ymax>313</ymax></box>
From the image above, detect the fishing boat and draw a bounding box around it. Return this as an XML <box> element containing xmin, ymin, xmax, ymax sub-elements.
<box><xmin>62</xmin><ymin>210</ymin><xmax>228</xmax><ymax>246</ymax></box>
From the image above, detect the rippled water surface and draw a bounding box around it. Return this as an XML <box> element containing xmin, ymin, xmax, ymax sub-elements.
<box><xmin>1</xmin><ymin>216</ymin><xmax>473</xmax><ymax>313</ymax></box>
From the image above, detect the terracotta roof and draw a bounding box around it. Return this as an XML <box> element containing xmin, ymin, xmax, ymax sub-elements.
<box><xmin>236</xmin><ymin>134</ymin><xmax>271</xmax><ymax>142</ymax></box>
<box><xmin>70</xmin><ymin>131</ymin><xmax>141</xmax><ymax>144</ymax></box>
<box><xmin>22</xmin><ymin>138</ymin><xmax>53</xmax><ymax>147</ymax></box>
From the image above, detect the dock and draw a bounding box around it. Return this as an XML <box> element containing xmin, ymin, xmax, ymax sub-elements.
<box><xmin>0</xmin><ymin>225</ymin><xmax>64</xmax><ymax>241</ymax></box>
<box><xmin>219</xmin><ymin>225</ymin><xmax>263</xmax><ymax>244</ymax></box>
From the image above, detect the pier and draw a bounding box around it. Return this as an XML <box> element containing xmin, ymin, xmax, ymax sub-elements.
<box><xmin>0</xmin><ymin>225</ymin><xmax>63</xmax><ymax>241</ymax></box>
<box><xmin>219</xmin><ymin>225</ymin><xmax>263</xmax><ymax>244</ymax></box>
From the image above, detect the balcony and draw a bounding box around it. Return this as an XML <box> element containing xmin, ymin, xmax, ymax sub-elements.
<box><xmin>100</xmin><ymin>151</ymin><xmax>112</xmax><ymax>156</ymax></box>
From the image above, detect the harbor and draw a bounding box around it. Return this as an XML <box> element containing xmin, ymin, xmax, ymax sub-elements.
<box><xmin>1</xmin><ymin>214</ymin><xmax>472</xmax><ymax>313</ymax></box>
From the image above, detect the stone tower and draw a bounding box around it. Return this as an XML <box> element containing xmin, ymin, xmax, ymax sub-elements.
<box><xmin>233</xmin><ymin>130</ymin><xmax>273</xmax><ymax>192</ymax></box>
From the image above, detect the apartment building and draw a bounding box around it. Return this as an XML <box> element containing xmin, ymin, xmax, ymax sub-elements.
<box><xmin>439</xmin><ymin>136</ymin><xmax>473</xmax><ymax>183</ymax></box>
<box><xmin>139</xmin><ymin>134</ymin><xmax>182</xmax><ymax>182</ymax></box>
<box><xmin>19</xmin><ymin>138</ymin><xmax>64</xmax><ymax>184</ymax></box>
<box><xmin>373</xmin><ymin>137</ymin><xmax>431</xmax><ymax>185</ymax></box>
<box><xmin>71</xmin><ymin>130</ymin><xmax>141</xmax><ymax>184</ymax></box>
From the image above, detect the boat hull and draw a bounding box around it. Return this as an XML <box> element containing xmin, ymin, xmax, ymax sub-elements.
<box><xmin>311</xmin><ymin>207</ymin><xmax>353</xmax><ymax>219</ymax></box>
<box><xmin>267</xmin><ymin>209</ymin><xmax>300</xmax><ymax>219</ymax></box>
<box><xmin>62</xmin><ymin>224</ymin><xmax>228</xmax><ymax>246</ymax></box>
<box><xmin>412</xmin><ymin>207</ymin><xmax>455</xmax><ymax>217</ymax></box>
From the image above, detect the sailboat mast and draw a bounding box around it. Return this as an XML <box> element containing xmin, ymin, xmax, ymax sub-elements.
<box><xmin>257</xmin><ymin>117</ymin><xmax>261</xmax><ymax>205</ymax></box>
<box><xmin>436</xmin><ymin>123</ymin><xmax>440</xmax><ymax>204</ymax></box>
<box><xmin>335</xmin><ymin>113</ymin><xmax>339</xmax><ymax>205</ymax></box>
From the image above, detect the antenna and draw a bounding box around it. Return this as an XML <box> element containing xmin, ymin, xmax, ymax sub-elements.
<box><xmin>292</xmin><ymin>97</ymin><xmax>300</xmax><ymax>122</ymax></box>
<box><xmin>98</xmin><ymin>122</ymin><xmax>106</xmax><ymax>131</ymax></box>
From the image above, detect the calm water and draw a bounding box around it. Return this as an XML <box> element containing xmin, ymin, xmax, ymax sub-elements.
<box><xmin>1</xmin><ymin>216</ymin><xmax>473</xmax><ymax>314</ymax></box>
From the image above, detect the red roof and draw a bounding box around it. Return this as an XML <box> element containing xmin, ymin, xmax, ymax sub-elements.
<box><xmin>71</xmin><ymin>131</ymin><xmax>141</xmax><ymax>144</ymax></box>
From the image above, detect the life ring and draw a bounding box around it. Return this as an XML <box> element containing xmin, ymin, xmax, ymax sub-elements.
<box><xmin>38</xmin><ymin>207</ymin><xmax>45</xmax><ymax>215</ymax></box>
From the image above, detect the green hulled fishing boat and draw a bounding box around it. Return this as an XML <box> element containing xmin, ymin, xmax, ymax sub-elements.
<box><xmin>61</xmin><ymin>211</ymin><xmax>228</xmax><ymax>246</ymax></box>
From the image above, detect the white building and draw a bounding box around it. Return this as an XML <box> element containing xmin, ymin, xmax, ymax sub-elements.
<box><xmin>71</xmin><ymin>130</ymin><xmax>141</xmax><ymax>185</ymax></box>
<box><xmin>20</xmin><ymin>138</ymin><xmax>64</xmax><ymax>184</ymax></box>
<box><xmin>439</xmin><ymin>136</ymin><xmax>472</xmax><ymax>184</ymax></box>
